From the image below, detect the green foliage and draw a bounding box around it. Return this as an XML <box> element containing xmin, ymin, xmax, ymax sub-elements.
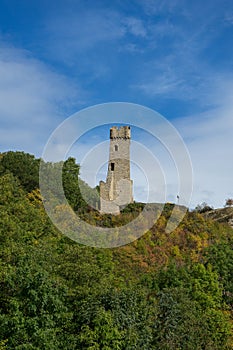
<box><xmin>78</xmin><ymin>307</ymin><xmax>124</xmax><ymax>350</ymax></box>
<box><xmin>0</xmin><ymin>340</ymin><xmax>7</xmax><ymax>350</ymax></box>
<box><xmin>62</xmin><ymin>157</ymin><xmax>99</xmax><ymax>211</ymax></box>
<box><xmin>39</xmin><ymin>156</ymin><xmax>99</xmax><ymax>212</ymax></box>
<box><xmin>0</xmin><ymin>151</ymin><xmax>233</xmax><ymax>349</ymax></box>
<box><xmin>152</xmin><ymin>287</ymin><xmax>231</xmax><ymax>349</ymax></box>
<box><xmin>0</xmin><ymin>259</ymin><xmax>70</xmax><ymax>350</ymax></box>
<box><xmin>0</xmin><ymin>151</ymin><xmax>39</xmax><ymax>192</ymax></box>
<box><xmin>62</xmin><ymin>157</ymin><xmax>83</xmax><ymax>210</ymax></box>
<box><xmin>206</xmin><ymin>242</ymin><xmax>233</xmax><ymax>305</ymax></box>
<box><xmin>155</xmin><ymin>262</ymin><xmax>223</xmax><ymax>308</ymax></box>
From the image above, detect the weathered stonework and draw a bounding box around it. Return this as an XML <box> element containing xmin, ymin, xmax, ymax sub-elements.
<box><xmin>99</xmin><ymin>126</ymin><xmax>133</xmax><ymax>214</ymax></box>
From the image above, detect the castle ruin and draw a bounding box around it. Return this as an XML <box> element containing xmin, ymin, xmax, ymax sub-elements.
<box><xmin>99</xmin><ymin>126</ymin><xmax>133</xmax><ymax>214</ymax></box>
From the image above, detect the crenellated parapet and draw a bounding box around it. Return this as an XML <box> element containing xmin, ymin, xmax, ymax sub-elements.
<box><xmin>110</xmin><ymin>126</ymin><xmax>131</xmax><ymax>139</ymax></box>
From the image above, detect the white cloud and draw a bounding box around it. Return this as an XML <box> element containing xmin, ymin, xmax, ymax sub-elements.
<box><xmin>43</xmin><ymin>9</ymin><xmax>149</xmax><ymax>66</ymax></box>
<box><xmin>123</xmin><ymin>17</ymin><xmax>147</xmax><ymax>37</ymax></box>
<box><xmin>130</xmin><ymin>1</ymin><xmax>233</xmax><ymax>108</ymax></box>
<box><xmin>0</xmin><ymin>42</ymin><xmax>83</xmax><ymax>156</ymax></box>
<box><xmin>137</xmin><ymin>0</ymin><xmax>182</xmax><ymax>16</ymax></box>
<box><xmin>174</xmin><ymin>89</ymin><xmax>233</xmax><ymax>208</ymax></box>
<box><xmin>46</xmin><ymin>10</ymin><xmax>125</xmax><ymax>55</ymax></box>
<box><xmin>133</xmin><ymin>77</ymin><xmax>185</xmax><ymax>97</ymax></box>
<box><xmin>139</xmin><ymin>67</ymin><xmax>232</xmax><ymax>209</ymax></box>
<box><xmin>224</xmin><ymin>14</ymin><xmax>233</xmax><ymax>24</ymax></box>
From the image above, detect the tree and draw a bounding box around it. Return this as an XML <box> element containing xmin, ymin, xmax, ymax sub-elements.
<box><xmin>194</xmin><ymin>202</ymin><xmax>213</xmax><ymax>213</ymax></box>
<box><xmin>62</xmin><ymin>157</ymin><xmax>99</xmax><ymax>211</ymax></box>
<box><xmin>1</xmin><ymin>151</ymin><xmax>233</xmax><ymax>349</ymax></box>
<box><xmin>225</xmin><ymin>198</ymin><xmax>233</xmax><ymax>207</ymax></box>
<box><xmin>0</xmin><ymin>151</ymin><xmax>39</xmax><ymax>192</ymax></box>
<box><xmin>152</xmin><ymin>287</ymin><xmax>231</xmax><ymax>349</ymax></box>
<box><xmin>0</xmin><ymin>259</ymin><xmax>71</xmax><ymax>350</ymax></box>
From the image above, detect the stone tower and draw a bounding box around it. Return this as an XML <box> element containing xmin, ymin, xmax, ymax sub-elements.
<box><xmin>99</xmin><ymin>126</ymin><xmax>133</xmax><ymax>214</ymax></box>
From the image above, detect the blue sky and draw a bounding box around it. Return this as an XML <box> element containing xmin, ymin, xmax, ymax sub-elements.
<box><xmin>0</xmin><ymin>0</ymin><xmax>233</xmax><ymax>208</ymax></box>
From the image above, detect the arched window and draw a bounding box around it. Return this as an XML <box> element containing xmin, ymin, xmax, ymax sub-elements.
<box><xmin>111</xmin><ymin>163</ymin><xmax>115</xmax><ymax>171</ymax></box>
<box><xmin>115</xmin><ymin>145</ymin><xmax>118</xmax><ymax>151</ymax></box>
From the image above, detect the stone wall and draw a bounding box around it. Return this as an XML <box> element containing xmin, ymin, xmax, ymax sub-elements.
<box><xmin>100</xmin><ymin>126</ymin><xmax>133</xmax><ymax>214</ymax></box>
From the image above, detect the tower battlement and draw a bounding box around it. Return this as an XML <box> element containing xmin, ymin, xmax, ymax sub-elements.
<box><xmin>110</xmin><ymin>126</ymin><xmax>131</xmax><ymax>139</ymax></box>
<box><xmin>99</xmin><ymin>125</ymin><xmax>133</xmax><ymax>214</ymax></box>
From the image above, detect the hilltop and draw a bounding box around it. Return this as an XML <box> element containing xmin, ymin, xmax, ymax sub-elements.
<box><xmin>201</xmin><ymin>206</ymin><xmax>233</xmax><ymax>228</ymax></box>
<box><xmin>0</xmin><ymin>151</ymin><xmax>233</xmax><ymax>349</ymax></box>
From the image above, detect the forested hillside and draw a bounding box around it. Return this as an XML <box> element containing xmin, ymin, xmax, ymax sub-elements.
<box><xmin>0</xmin><ymin>151</ymin><xmax>233</xmax><ymax>349</ymax></box>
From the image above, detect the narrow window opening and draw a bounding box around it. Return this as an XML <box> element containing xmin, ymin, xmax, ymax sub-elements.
<box><xmin>111</xmin><ymin>162</ymin><xmax>115</xmax><ymax>171</ymax></box>
<box><xmin>115</xmin><ymin>145</ymin><xmax>118</xmax><ymax>151</ymax></box>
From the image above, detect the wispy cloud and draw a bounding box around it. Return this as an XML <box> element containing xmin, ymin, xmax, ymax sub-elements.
<box><xmin>173</xmin><ymin>79</ymin><xmax>233</xmax><ymax>208</ymax></box>
<box><xmin>123</xmin><ymin>17</ymin><xmax>147</xmax><ymax>37</ymax></box>
<box><xmin>43</xmin><ymin>9</ymin><xmax>147</xmax><ymax>63</ymax></box>
<box><xmin>45</xmin><ymin>10</ymin><xmax>125</xmax><ymax>55</ymax></box>
<box><xmin>131</xmin><ymin>15</ymin><xmax>233</xmax><ymax>110</ymax></box>
<box><xmin>0</xmin><ymin>41</ymin><xmax>83</xmax><ymax>155</ymax></box>
<box><xmin>136</xmin><ymin>0</ymin><xmax>183</xmax><ymax>16</ymax></box>
<box><xmin>133</xmin><ymin>76</ymin><xmax>185</xmax><ymax>97</ymax></box>
<box><xmin>224</xmin><ymin>13</ymin><xmax>233</xmax><ymax>24</ymax></box>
